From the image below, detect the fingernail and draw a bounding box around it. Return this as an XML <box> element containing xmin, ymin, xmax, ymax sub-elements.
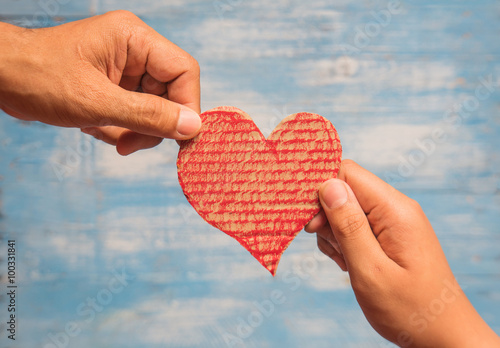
<box><xmin>321</xmin><ymin>179</ymin><xmax>348</xmax><ymax>209</ymax></box>
<box><xmin>177</xmin><ymin>109</ymin><xmax>201</xmax><ymax>136</ymax></box>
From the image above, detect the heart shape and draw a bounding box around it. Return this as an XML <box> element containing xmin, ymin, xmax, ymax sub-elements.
<box><xmin>177</xmin><ymin>106</ymin><xmax>342</xmax><ymax>275</ymax></box>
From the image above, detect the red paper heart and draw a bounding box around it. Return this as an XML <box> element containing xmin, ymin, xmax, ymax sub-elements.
<box><xmin>177</xmin><ymin>106</ymin><xmax>342</xmax><ymax>275</ymax></box>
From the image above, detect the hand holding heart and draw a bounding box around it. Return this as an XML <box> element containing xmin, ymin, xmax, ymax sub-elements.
<box><xmin>305</xmin><ymin>160</ymin><xmax>500</xmax><ymax>347</ymax></box>
<box><xmin>178</xmin><ymin>108</ymin><xmax>499</xmax><ymax>347</ymax></box>
<box><xmin>0</xmin><ymin>11</ymin><xmax>201</xmax><ymax>156</ymax></box>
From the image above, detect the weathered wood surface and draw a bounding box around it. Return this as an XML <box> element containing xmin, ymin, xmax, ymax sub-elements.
<box><xmin>1</xmin><ymin>0</ymin><xmax>499</xmax><ymax>347</ymax></box>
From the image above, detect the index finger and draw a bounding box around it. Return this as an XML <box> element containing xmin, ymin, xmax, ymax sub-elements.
<box><xmin>337</xmin><ymin>159</ymin><xmax>405</xmax><ymax>216</ymax></box>
<box><xmin>147</xmin><ymin>38</ymin><xmax>200</xmax><ymax>113</ymax></box>
<box><xmin>127</xmin><ymin>26</ymin><xmax>201</xmax><ymax>113</ymax></box>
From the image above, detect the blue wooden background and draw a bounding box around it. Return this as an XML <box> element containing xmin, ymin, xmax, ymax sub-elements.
<box><xmin>1</xmin><ymin>0</ymin><xmax>500</xmax><ymax>347</ymax></box>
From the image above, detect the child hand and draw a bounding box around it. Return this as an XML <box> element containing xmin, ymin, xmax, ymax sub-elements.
<box><xmin>305</xmin><ymin>160</ymin><xmax>500</xmax><ymax>347</ymax></box>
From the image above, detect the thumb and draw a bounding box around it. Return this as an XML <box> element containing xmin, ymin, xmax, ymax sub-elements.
<box><xmin>319</xmin><ymin>179</ymin><xmax>386</xmax><ymax>274</ymax></box>
<box><xmin>92</xmin><ymin>82</ymin><xmax>201</xmax><ymax>140</ymax></box>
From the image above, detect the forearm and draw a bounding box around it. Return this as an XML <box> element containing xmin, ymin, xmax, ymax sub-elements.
<box><xmin>0</xmin><ymin>22</ymin><xmax>25</xmax><ymax>84</ymax></box>
<box><xmin>416</xmin><ymin>293</ymin><xmax>500</xmax><ymax>348</ymax></box>
<box><xmin>0</xmin><ymin>22</ymin><xmax>54</xmax><ymax>121</ymax></box>
<box><xmin>0</xmin><ymin>22</ymin><xmax>16</xmax><ymax>94</ymax></box>
<box><xmin>0</xmin><ymin>22</ymin><xmax>33</xmax><ymax>116</ymax></box>
<box><xmin>310</xmin><ymin>161</ymin><xmax>500</xmax><ymax>348</ymax></box>
<box><xmin>442</xmin><ymin>297</ymin><xmax>500</xmax><ymax>348</ymax></box>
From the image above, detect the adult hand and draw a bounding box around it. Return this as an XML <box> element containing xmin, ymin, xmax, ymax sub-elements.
<box><xmin>305</xmin><ymin>160</ymin><xmax>500</xmax><ymax>347</ymax></box>
<box><xmin>0</xmin><ymin>10</ymin><xmax>201</xmax><ymax>155</ymax></box>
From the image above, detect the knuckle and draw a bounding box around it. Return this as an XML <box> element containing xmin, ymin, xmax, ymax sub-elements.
<box><xmin>175</xmin><ymin>55</ymin><xmax>200</xmax><ymax>77</ymax></box>
<box><xmin>337</xmin><ymin>213</ymin><xmax>367</xmax><ymax>239</ymax></box>
<box><xmin>137</xmin><ymin>97</ymin><xmax>178</xmax><ymax>136</ymax></box>
<box><xmin>106</xmin><ymin>10</ymin><xmax>138</xmax><ymax>21</ymax></box>
<box><xmin>341</xmin><ymin>159</ymin><xmax>357</xmax><ymax>168</ymax></box>
<box><xmin>339</xmin><ymin>159</ymin><xmax>358</xmax><ymax>179</ymax></box>
<box><xmin>407</xmin><ymin>197</ymin><xmax>422</xmax><ymax>212</ymax></box>
<box><xmin>350</xmin><ymin>262</ymin><xmax>386</xmax><ymax>294</ymax></box>
<box><xmin>398</xmin><ymin>196</ymin><xmax>426</xmax><ymax>221</ymax></box>
<box><xmin>189</xmin><ymin>57</ymin><xmax>200</xmax><ymax>74</ymax></box>
<box><xmin>101</xmin><ymin>10</ymin><xmax>142</xmax><ymax>38</ymax></box>
<box><xmin>137</xmin><ymin>97</ymin><xmax>165</xmax><ymax>126</ymax></box>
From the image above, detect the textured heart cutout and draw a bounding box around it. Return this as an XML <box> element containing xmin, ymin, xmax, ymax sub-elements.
<box><xmin>177</xmin><ymin>106</ymin><xmax>342</xmax><ymax>275</ymax></box>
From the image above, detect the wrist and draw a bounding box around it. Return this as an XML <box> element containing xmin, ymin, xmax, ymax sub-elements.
<box><xmin>0</xmin><ymin>22</ymin><xmax>34</xmax><ymax>85</ymax></box>
<box><xmin>0</xmin><ymin>22</ymin><xmax>20</xmax><ymax>74</ymax></box>
<box><xmin>412</xmin><ymin>292</ymin><xmax>500</xmax><ymax>348</ymax></box>
<box><xmin>0</xmin><ymin>22</ymin><xmax>39</xmax><ymax>117</ymax></box>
